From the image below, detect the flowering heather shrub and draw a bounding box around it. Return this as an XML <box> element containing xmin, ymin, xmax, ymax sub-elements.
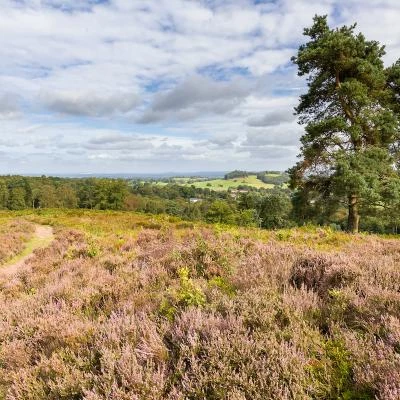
<box><xmin>290</xmin><ymin>254</ymin><xmax>360</xmax><ymax>297</ymax></box>
<box><xmin>0</xmin><ymin>219</ymin><xmax>34</xmax><ymax>264</ymax></box>
<box><xmin>0</xmin><ymin>211</ymin><xmax>399</xmax><ymax>399</ymax></box>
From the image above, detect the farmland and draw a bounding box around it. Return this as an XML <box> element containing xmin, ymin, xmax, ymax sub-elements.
<box><xmin>178</xmin><ymin>175</ymin><xmax>275</xmax><ymax>190</ymax></box>
<box><xmin>149</xmin><ymin>173</ymin><xmax>284</xmax><ymax>191</ymax></box>
<box><xmin>0</xmin><ymin>209</ymin><xmax>399</xmax><ymax>399</ymax></box>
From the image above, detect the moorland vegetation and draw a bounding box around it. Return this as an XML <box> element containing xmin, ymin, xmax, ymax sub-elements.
<box><xmin>0</xmin><ymin>211</ymin><xmax>399</xmax><ymax>399</ymax></box>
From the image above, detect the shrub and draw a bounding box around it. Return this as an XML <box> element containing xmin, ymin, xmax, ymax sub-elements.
<box><xmin>159</xmin><ymin>267</ymin><xmax>206</xmax><ymax>320</ymax></box>
<box><xmin>0</xmin><ymin>219</ymin><xmax>35</xmax><ymax>264</ymax></box>
<box><xmin>289</xmin><ymin>255</ymin><xmax>359</xmax><ymax>297</ymax></box>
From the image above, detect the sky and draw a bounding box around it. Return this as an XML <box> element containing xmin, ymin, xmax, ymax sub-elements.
<box><xmin>1</xmin><ymin>0</ymin><xmax>399</xmax><ymax>175</ymax></box>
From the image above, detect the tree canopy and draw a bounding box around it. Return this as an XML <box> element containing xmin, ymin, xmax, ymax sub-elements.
<box><xmin>289</xmin><ymin>15</ymin><xmax>400</xmax><ymax>233</ymax></box>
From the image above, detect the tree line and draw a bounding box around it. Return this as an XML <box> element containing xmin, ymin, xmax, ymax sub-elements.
<box><xmin>0</xmin><ymin>175</ymin><xmax>294</xmax><ymax>229</ymax></box>
<box><xmin>0</xmin><ymin>176</ymin><xmax>127</xmax><ymax>211</ymax></box>
<box><xmin>0</xmin><ymin>174</ymin><xmax>398</xmax><ymax>233</ymax></box>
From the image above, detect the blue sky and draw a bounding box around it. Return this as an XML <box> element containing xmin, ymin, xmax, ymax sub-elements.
<box><xmin>0</xmin><ymin>0</ymin><xmax>399</xmax><ymax>174</ymax></box>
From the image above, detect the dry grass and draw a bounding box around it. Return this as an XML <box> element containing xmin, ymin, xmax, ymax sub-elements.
<box><xmin>0</xmin><ymin>210</ymin><xmax>399</xmax><ymax>399</ymax></box>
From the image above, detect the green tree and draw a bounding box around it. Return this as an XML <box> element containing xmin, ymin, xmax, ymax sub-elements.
<box><xmin>184</xmin><ymin>203</ymin><xmax>202</xmax><ymax>221</ymax></box>
<box><xmin>38</xmin><ymin>184</ymin><xmax>58</xmax><ymax>208</ymax></box>
<box><xmin>0</xmin><ymin>179</ymin><xmax>8</xmax><ymax>209</ymax></box>
<box><xmin>205</xmin><ymin>200</ymin><xmax>235</xmax><ymax>224</ymax></box>
<box><xmin>235</xmin><ymin>209</ymin><xmax>259</xmax><ymax>227</ymax></box>
<box><xmin>290</xmin><ymin>15</ymin><xmax>400</xmax><ymax>232</ymax></box>
<box><xmin>57</xmin><ymin>184</ymin><xmax>78</xmax><ymax>208</ymax></box>
<box><xmin>387</xmin><ymin>59</ymin><xmax>400</xmax><ymax>116</ymax></box>
<box><xmin>259</xmin><ymin>192</ymin><xmax>292</xmax><ymax>229</ymax></box>
<box><xmin>238</xmin><ymin>192</ymin><xmax>261</xmax><ymax>210</ymax></box>
<box><xmin>78</xmin><ymin>179</ymin><xmax>97</xmax><ymax>209</ymax></box>
<box><xmin>94</xmin><ymin>179</ymin><xmax>127</xmax><ymax>210</ymax></box>
<box><xmin>7</xmin><ymin>187</ymin><xmax>26</xmax><ymax>210</ymax></box>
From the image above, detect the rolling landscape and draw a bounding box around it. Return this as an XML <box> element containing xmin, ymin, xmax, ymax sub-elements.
<box><xmin>1</xmin><ymin>1</ymin><xmax>400</xmax><ymax>399</ymax></box>
<box><xmin>151</xmin><ymin>175</ymin><xmax>275</xmax><ymax>190</ymax></box>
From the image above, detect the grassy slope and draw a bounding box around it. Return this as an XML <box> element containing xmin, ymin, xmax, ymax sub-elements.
<box><xmin>0</xmin><ymin>209</ymin><xmax>399</xmax><ymax>399</ymax></box>
<box><xmin>11</xmin><ymin>208</ymin><xmax>357</xmax><ymax>251</ymax></box>
<box><xmin>143</xmin><ymin>175</ymin><xmax>276</xmax><ymax>191</ymax></box>
<box><xmin>176</xmin><ymin>175</ymin><xmax>274</xmax><ymax>190</ymax></box>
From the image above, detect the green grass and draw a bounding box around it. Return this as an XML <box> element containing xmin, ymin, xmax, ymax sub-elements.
<box><xmin>137</xmin><ymin>175</ymin><xmax>278</xmax><ymax>191</ymax></box>
<box><xmin>10</xmin><ymin>209</ymin><xmax>364</xmax><ymax>252</ymax></box>
<box><xmin>173</xmin><ymin>175</ymin><xmax>275</xmax><ymax>191</ymax></box>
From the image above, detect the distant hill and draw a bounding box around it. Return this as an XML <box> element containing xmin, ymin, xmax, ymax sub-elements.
<box><xmin>157</xmin><ymin>171</ymin><xmax>290</xmax><ymax>192</ymax></box>
<box><xmin>224</xmin><ymin>170</ymin><xmax>251</xmax><ymax>180</ymax></box>
<box><xmin>30</xmin><ymin>171</ymin><xmax>227</xmax><ymax>179</ymax></box>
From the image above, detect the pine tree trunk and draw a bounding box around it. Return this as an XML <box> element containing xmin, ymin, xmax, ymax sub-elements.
<box><xmin>347</xmin><ymin>194</ymin><xmax>360</xmax><ymax>233</ymax></box>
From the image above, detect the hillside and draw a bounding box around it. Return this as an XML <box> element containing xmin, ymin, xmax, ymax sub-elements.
<box><xmin>154</xmin><ymin>171</ymin><xmax>289</xmax><ymax>191</ymax></box>
<box><xmin>0</xmin><ymin>210</ymin><xmax>399</xmax><ymax>399</ymax></box>
<box><xmin>174</xmin><ymin>175</ymin><xmax>275</xmax><ymax>190</ymax></box>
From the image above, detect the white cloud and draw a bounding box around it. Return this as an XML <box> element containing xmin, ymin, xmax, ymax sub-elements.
<box><xmin>247</xmin><ymin>109</ymin><xmax>296</xmax><ymax>127</ymax></box>
<box><xmin>139</xmin><ymin>75</ymin><xmax>252</xmax><ymax>123</ymax></box>
<box><xmin>0</xmin><ymin>93</ymin><xmax>22</xmax><ymax>119</ymax></box>
<box><xmin>41</xmin><ymin>90</ymin><xmax>140</xmax><ymax>117</ymax></box>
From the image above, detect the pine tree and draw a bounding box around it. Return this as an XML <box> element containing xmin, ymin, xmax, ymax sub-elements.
<box><xmin>290</xmin><ymin>15</ymin><xmax>400</xmax><ymax>232</ymax></box>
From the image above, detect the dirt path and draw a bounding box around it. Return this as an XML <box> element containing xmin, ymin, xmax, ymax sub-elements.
<box><xmin>0</xmin><ymin>225</ymin><xmax>54</xmax><ymax>278</ymax></box>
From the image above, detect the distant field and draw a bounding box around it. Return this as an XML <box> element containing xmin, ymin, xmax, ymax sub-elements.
<box><xmin>264</xmin><ymin>173</ymin><xmax>281</xmax><ymax>177</ymax></box>
<box><xmin>156</xmin><ymin>175</ymin><xmax>275</xmax><ymax>190</ymax></box>
<box><xmin>139</xmin><ymin>174</ymin><xmax>287</xmax><ymax>191</ymax></box>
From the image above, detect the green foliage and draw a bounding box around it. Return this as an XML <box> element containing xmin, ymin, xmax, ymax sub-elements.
<box><xmin>7</xmin><ymin>187</ymin><xmax>26</xmax><ymax>210</ymax></box>
<box><xmin>386</xmin><ymin>59</ymin><xmax>400</xmax><ymax>116</ymax></box>
<box><xmin>208</xmin><ymin>276</ymin><xmax>236</xmax><ymax>296</ymax></box>
<box><xmin>0</xmin><ymin>173</ymin><xmax>298</xmax><ymax>231</ymax></box>
<box><xmin>86</xmin><ymin>240</ymin><xmax>100</xmax><ymax>258</ymax></box>
<box><xmin>0</xmin><ymin>179</ymin><xmax>8</xmax><ymax>209</ymax></box>
<box><xmin>224</xmin><ymin>170</ymin><xmax>249</xmax><ymax>179</ymax></box>
<box><xmin>1</xmin><ymin>166</ymin><xmax>398</xmax><ymax>233</ymax></box>
<box><xmin>93</xmin><ymin>179</ymin><xmax>128</xmax><ymax>210</ymax></box>
<box><xmin>206</xmin><ymin>200</ymin><xmax>236</xmax><ymax>224</ymax></box>
<box><xmin>176</xmin><ymin>267</ymin><xmax>206</xmax><ymax>307</ymax></box>
<box><xmin>160</xmin><ymin>267</ymin><xmax>206</xmax><ymax>320</ymax></box>
<box><xmin>259</xmin><ymin>191</ymin><xmax>292</xmax><ymax>229</ymax></box>
<box><xmin>257</xmin><ymin>171</ymin><xmax>289</xmax><ymax>186</ymax></box>
<box><xmin>309</xmin><ymin>338</ymin><xmax>373</xmax><ymax>399</ymax></box>
<box><xmin>235</xmin><ymin>209</ymin><xmax>259</xmax><ymax>227</ymax></box>
<box><xmin>57</xmin><ymin>185</ymin><xmax>78</xmax><ymax>208</ymax></box>
<box><xmin>37</xmin><ymin>184</ymin><xmax>58</xmax><ymax>208</ymax></box>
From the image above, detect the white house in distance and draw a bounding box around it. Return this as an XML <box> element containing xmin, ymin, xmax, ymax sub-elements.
<box><xmin>189</xmin><ymin>198</ymin><xmax>203</xmax><ymax>203</ymax></box>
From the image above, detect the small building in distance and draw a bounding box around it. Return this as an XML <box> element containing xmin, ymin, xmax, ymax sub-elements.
<box><xmin>229</xmin><ymin>189</ymin><xmax>249</xmax><ymax>199</ymax></box>
<box><xmin>189</xmin><ymin>197</ymin><xmax>203</xmax><ymax>203</ymax></box>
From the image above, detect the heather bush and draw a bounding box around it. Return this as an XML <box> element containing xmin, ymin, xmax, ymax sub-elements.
<box><xmin>0</xmin><ymin>219</ymin><xmax>34</xmax><ymax>264</ymax></box>
<box><xmin>290</xmin><ymin>254</ymin><xmax>360</xmax><ymax>298</ymax></box>
<box><xmin>0</xmin><ymin>210</ymin><xmax>399</xmax><ymax>399</ymax></box>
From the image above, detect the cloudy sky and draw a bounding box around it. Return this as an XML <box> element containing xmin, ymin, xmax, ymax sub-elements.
<box><xmin>1</xmin><ymin>0</ymin><xmax>399</xmax><ymax>174</ymax></box>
